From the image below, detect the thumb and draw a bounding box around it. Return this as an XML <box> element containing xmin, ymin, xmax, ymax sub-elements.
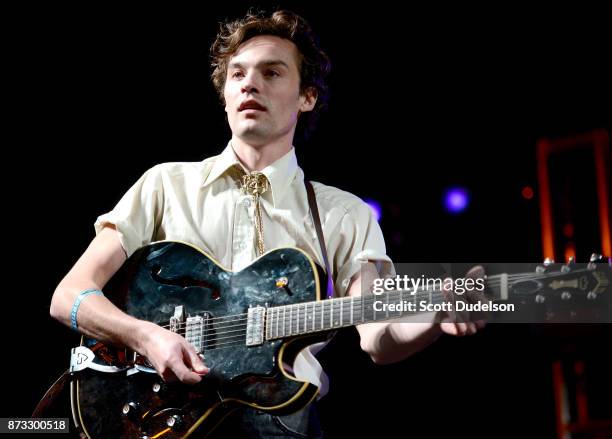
<box><xmin>183</xmin><ymin>345</ymin><xmax>209</xmax><ymax>374</ymax></box>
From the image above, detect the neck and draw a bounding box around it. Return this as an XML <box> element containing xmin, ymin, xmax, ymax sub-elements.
<box><xmin>230</xmin><ymin>136</ymin><xmax>293</xmax><ymax>172</ymax></box>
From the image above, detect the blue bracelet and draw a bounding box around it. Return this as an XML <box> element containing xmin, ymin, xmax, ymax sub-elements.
<box><xmin>70</xmin><ymin>289</ymin><xmax>104</xmax><ymax>330</ymax></box>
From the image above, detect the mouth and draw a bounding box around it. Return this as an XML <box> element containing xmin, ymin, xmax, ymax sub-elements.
<box><xmin>238</xmin><ymin>100</ymin><xmax>267</xmax><ymax>112</ymax></box>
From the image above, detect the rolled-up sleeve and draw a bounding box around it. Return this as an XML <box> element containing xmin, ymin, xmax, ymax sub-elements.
<box><xmin>94</xmin><ymin>165</ymin><xmax>164</xmax><ymax>257</ymax></box>
<box><xmin>330</xmin><ymin>202</ymin><xmax>395</xmax><ymax>297</ymax></box>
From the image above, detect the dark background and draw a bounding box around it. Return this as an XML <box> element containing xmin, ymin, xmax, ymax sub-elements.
<box><xmin>4</xmin><ymin>2</ymin><xmax>611</xmax><ymax>438</ymax></box>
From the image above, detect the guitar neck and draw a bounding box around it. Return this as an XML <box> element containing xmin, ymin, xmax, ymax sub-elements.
<box><xmin>264</xmin><ymin>274</ymin><xmax>510</xmax><ymax>340</ymax></box>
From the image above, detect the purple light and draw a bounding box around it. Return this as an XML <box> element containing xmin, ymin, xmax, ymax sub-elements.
<box><xmin>444</xmin><ymin>187</ymin><xmax>469</xmax><ymax>213</ymax></box>
<box><xmin>364</xmin><ymin>199</ymin><xmax>382</xmax><ymax>222</ymax></box>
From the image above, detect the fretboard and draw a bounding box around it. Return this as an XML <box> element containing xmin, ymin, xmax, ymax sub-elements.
<box><xmin>263</xmin><ymin>273</ymin><xmax>517</xmax><ymax>340</ymax></box>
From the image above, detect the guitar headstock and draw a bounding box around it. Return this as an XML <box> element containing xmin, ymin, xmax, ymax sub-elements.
<box><xmin>526</xmin><ymin>253</ymin><xmax>611</xmax><ymax>306</ymax></box>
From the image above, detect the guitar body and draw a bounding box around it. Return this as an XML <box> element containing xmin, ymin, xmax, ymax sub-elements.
<box><xmin>72</xmin><ymin>241</ymin><xmax>329</xmax><ymax>438</ymax></box>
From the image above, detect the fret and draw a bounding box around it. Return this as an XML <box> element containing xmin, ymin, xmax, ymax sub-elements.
<box><xmin>373</xmin><ymin>296</ymin><xmax>377</xmax><ymax>322</ymax></box>
<box><xmin>360</xmin><ymin>296</ymin><xmax>364</xmax><ymax>323</ymax></box>
<box><xmin>334</xmin><ymin>300</ymin><xmax>339</xmax><ymax>327</ymax></box>
<box><xmin>283</xmin><ymin>306</ymin><xmax>287</xmax><ymax>337</ymax></box>
<box><xmin>399</xmin><ymin>290</ymin><xmax>404</xmax><ymax>317</ymax></box>
<box><xmin>350</xmin><ymin>296</ymin><xmax>354</xmax><ymax>324</ymax></box>
<box><xmin>289</xmin><ymin>305</ymin><xmax>293</xmax><ymax>335</ymax></box>
<box><xmin>329</xmin><ymin>299</ymin><xmax>333</xmax><ymax>328</ymax></box>
<box><xmin>321</xmin><ymin>300</ymin><xmax>325</xmax><ymax>330</ymax></box>
<box><xmin>340</xmin><ymin>298</ymin><xmax>343</xmax><ymax>326</ymax></box>
<box><xmin>311</xmin><ymin>302</ymin><xmax>316</xmax><ymax>332</ymax></box>
<box><xmin>275</xmin><ymin>307</ymin><xmax>279</xmax><ymax>338</ymax></box>
<box><xmin>385</xmin><ymin>292</ymin><xmax>389</xmax><ymax>319</ymax></box>
<box><xmin>298</xmin><ymin>303</ymin><xmax>302</xmax><ymax>334</ymax></box>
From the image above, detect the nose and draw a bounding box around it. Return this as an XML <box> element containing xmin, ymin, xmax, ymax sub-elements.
<box><xmin>240</xmin><ymin>70</ymin><xmax>260</xmax><ymax>95</ymax></box>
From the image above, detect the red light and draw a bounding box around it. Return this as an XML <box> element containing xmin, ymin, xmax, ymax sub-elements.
<box><xmin>521</xmin><ymin>186</ymin><xmax>534</xmax><ymax>200</ymax></box>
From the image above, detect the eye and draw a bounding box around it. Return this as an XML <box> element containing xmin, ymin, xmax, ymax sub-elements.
<box><xmin>265</xmin><ymin>70</ymin><xmax>280</xmax><ymax>78</ymax></box>
<box><xmin>231</xmin><ymin>71</ymin><xmax>244</xmax><ymax>79</ymax></box>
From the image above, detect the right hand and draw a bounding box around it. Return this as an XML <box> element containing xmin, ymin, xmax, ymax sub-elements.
<box><xmin>135</xmin><ymin>321</ymin><xmax>209</xmax><ymax>384</ymax></box>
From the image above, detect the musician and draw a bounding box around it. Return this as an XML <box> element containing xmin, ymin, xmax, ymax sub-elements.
<box><xmin>50</xmin><ymin>9</ymin><xmax>484</xmax><ymax>437</ymax></box>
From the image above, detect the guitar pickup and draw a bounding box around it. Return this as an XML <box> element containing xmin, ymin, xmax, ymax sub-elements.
<box><xmin>246</xmin><ymin>306</ymin><xmax>265</xmax><ymax>346</ymax></box>
<box><xmin>186</xmin><ymin>315</ymin><xmax>206</xmax><ymax>354</ymax></box>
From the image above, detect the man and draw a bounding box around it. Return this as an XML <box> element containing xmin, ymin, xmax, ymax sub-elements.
<box><xmin>50</xmin><ymin>10</ymin><xmax>483</xmax><ymax>437</ymax></box>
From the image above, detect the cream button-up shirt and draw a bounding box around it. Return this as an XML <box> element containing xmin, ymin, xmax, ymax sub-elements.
<box><xmin>95</xmin><ymin>142</ymin><xmax>393</xmax><ymax>397</ymax></box>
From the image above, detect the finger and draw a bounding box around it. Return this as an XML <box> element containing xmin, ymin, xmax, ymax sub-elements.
<box><xmin>440</xmin><ymin>322</ymin><xmax>458</xmax><ymax>335</ymax></box>
<box><xmin>455</xmin><ymin>322</ymin><xmax>468</xmax><ymax>335</ymax></box>
<box><xmin>442</xmin><ymin>322</ymin><xmax>468</xmax><ymax>336</ymax></box>
<box><xmin>161</xmin><ymin>369</ymin><xmax>179</xmax><ymax>383</ymax></box>
<box><xmin>171</xmin><ymin>358</ymin><xmax>203</xmax><ymax>385</ymax></box>
<box><xmin>466</xmin><ymin>265</ymin><xmax>485</xmax><ymax>279</ymax></box>
<box><xmin>440</xmin><ymin>277</ymin><xmax>457</xmax><ymax>323</ymax></box>
<box><xmin>466</xmin><ymin>322</ymin><xmax>477</xmax><ymax>335</ymax></box>
<box><xmin>183</xmin><ymin>345</ymin><xmax>210</xmax><ymax>375</ymax></box>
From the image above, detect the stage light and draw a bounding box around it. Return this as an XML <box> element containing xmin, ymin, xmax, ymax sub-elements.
<box><xmin>444</xmin><ymin>187</ymin><xmax>469</xmax><ymax>214</ymax></box>
<box><xmin>364</xmin><ymin>199</ymin><xmax>382</xmax><ymax>222</ymax></box>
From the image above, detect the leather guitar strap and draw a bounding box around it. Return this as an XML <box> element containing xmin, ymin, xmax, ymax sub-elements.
<box><xmin>305</xmin><ymin>180</ymin><xmax>335</xmax><ymax>299</ymax></box>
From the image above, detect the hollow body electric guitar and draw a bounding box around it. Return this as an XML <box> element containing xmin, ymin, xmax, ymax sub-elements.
<box><xmin>69</xmin><ymin>242</ymin><xmax>610</xmax><ymax>438</ymax></box>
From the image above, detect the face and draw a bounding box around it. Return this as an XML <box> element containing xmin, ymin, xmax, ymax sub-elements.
<box><xmin>224</xmin><ymin>35</ymin><xmax>317</xmax><ymax>146</ymax></box>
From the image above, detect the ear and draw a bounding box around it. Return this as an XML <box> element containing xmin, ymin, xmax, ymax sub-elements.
<box><xmin>299</xmin><ymin>87</ymin><xmax>318</xmax><ymax>113</ymax></box>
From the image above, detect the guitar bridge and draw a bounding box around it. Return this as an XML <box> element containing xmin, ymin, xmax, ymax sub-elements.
<box><xmin>246</xmin><ymin>306</ymin><xmax>265</xmax><ymax>346</ymax></box>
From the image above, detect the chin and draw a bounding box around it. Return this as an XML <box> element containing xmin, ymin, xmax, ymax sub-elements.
<box><xmin>236</xmin><ymin>127</ymin><xmax>272</xmax><ymax>144</ymax></box>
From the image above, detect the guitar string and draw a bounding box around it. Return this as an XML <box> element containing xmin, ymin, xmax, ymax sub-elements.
<box><xmin>102</xmin><ymin>269</ymin><xmax>592</xmax><ymax>352</ymax></box>
<box><xmin>157</xmin><ymin>269</ymin><xmax>575</xmax><ymax>331</ymax></box>
<box><xmin>166</xmin><ymin>284</ymin><xmax>549</xmax><ymax>347</ymax></box>
<box><xmin>158</xmin><ymin>283</ymin><xmax>575</xmax><ymax>338</ymax></box>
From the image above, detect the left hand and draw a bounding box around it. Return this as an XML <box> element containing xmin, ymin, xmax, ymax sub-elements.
<box><xmin>439</xmin><ymin>265</ymin><xmax>488</xmax><ymax>336</ymax></box>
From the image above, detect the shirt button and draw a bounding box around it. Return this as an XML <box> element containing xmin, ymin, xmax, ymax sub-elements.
<box><xmin>242</xmin><ymin>199</ymin><xmax>251</xmax><ymax>208</ymax></box>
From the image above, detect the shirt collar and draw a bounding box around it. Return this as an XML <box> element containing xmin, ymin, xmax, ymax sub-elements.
<box><xmin>202</xmin><ymin>142</ymin><xmax>299</xmax><ymax>207</ymax></box>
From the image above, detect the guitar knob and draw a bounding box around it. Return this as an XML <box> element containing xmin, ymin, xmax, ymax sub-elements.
<box><xmin>122</xmin><ymin>402</ymin><xmax>140</xmax><ymax>419</ymax></box>
<box><xmin>166</xmin><ymin>414</ymin><xmax>183</xmax><ymax>430</ymax></box>
<box><xmin>561</xmin><ymin>291</ymin><xmax>571</xmax><ymax>301</ymax></box>
<box><xmin>152</xmin><ymin>382</ymin><xmax>167</xmax><ymax>395</ymax></box>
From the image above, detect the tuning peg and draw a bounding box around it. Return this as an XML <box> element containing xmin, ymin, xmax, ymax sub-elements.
<box><xmin>590</xmin><ymin>253</ymin><xmax>602</xmax><ymax>262</ymax></box>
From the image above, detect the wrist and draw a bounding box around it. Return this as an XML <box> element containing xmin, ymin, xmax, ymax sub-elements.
<box><xmin>128</xmin><ymin>319</ymin><xmax>154</xmax><ymax>353</ymax></box>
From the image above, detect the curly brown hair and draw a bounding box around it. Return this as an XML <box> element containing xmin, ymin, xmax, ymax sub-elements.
<box><xmin>210</xmin><ymin>9</ymin><xmax>331</xmax><ymax>139</ymax></box>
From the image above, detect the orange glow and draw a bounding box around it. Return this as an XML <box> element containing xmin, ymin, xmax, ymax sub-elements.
<box><xmin>151</xmin><ymin>428</ymin><xmax>171</xmax><ymax>438</ymax></box>
<box><xmin>564</xmin><ymin>242</ymin><xmax>576</xmax><ymax>262</ymax></box>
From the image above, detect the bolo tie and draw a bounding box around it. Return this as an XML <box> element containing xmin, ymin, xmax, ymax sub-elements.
<box><xmin>240</xmin><ymin>171</ymin><xmax>270</xmax><ymax>256</ymax></box>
